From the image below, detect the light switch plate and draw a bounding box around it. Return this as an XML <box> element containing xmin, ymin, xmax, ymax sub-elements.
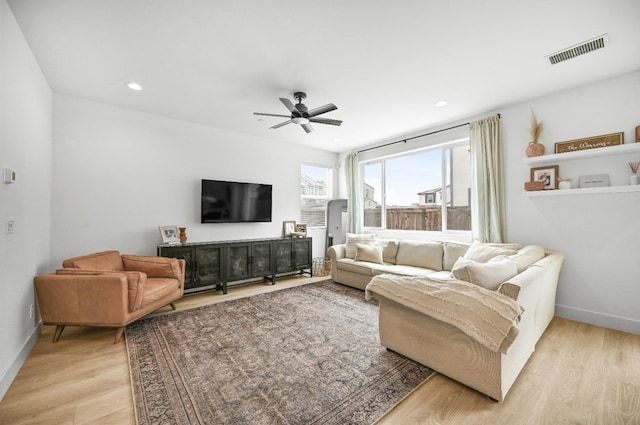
<box><xmin>6</xmin><ymin>218</ymin><xmax>15</xmax><ymax>234</ymax></box>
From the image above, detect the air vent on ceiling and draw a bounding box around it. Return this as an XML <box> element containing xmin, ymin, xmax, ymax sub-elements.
<box><xmin>545</xmin><ymin>34</ymin><xmax>609</xmax><ymax>65</ymax></box>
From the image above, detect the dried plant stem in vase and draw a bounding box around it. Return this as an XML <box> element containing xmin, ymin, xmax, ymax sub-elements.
<box><xmin>526</xmin><ymin>112</ymin><xmax>545</xmax><ymax>157</ymax></box>
<box><xmin>630</xmin><ymin>161</ymin><xmax>640</xmax><ymax>185</ymax></box>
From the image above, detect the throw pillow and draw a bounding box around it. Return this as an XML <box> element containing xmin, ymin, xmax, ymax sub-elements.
<box><xmin>452</xmin><ymin>255</ymin><xmax>518</xmax><ymax>291</ymax></box>
<box><xmin>345</xmin><ymin>233</ymin><xmax>376</xmax><ymax>259</ymax></box>
<box><xmin>463</xmin><ymin>241</ymin><xmax>518</xmax><ymax>263</ymax></box>
<box><xmin>354</xmin><ymin>243</ymin><xmax>384</xmax><ymax>264</ymax></box>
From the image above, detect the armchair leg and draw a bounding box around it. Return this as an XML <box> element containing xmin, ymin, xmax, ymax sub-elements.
<box><xmin>114</xmin><ymin>327</ymin><xmax>125</xmax><ymax>344</ymax></box>
<box><xmin>53</xmin><ymin>325</ymin><xmax>65</xmax><ymax>343</ymax></box>
<box><xmin>169</xmin><ymin>302</ymin><xmax>177</xmax><ymax>310</ymax></box>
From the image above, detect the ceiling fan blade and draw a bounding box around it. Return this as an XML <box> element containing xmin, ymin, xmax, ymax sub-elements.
<box><xmin>309</xmin><ymin>117</ymin><xmax>342</xmax><ymax>126</ymax></box>
<box><xmin>254</xmin><ymin>112</ymin><xmax>291</xmax><ymax>118</ymax></box>
<box><xmin>270</xmin><ymin>119</ymin><xmax>292</xmax><ymax>129</ymax></box>
<box><xmin>279</xmin><ymin>98</ymin><xmax>298</xmax><ymax>114</ymax></box>
<box><xmin>301</xmin><ymin>123</ymin><xmax>314</xmax><ymax>133</ymax></box>
<box><xmin>307</xmin><ymin>103</ymin><xmax>337</xmax><ymax>118</ymax></box>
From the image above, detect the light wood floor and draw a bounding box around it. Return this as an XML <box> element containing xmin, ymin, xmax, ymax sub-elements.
<box><xmin>1</xmin><ymin>276</ymin><xmax>639</xmax><ymax>425</ymax></box>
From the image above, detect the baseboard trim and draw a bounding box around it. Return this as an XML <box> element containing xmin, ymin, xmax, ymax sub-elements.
<box><xmin>0</xmin><ymin>323</ymin><xmax>41</xmax><ymax>400</ymax></box>
<box><xmin>556</xmin><ymin>304</ymin><xmax>640</xmax><ymax>335</ymax></box>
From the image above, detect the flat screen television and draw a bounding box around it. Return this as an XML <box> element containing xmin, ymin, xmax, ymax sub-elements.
<box><xmin>201</xmin><ymin>179</ymin><xmax>272</xmax><ymax>223</ymax></box>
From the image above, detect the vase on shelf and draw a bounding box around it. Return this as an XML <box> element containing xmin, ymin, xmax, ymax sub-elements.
<box><xmin>558</xmin><ymin>178</ymin><xmax>572</xmax><ymax>190</ymax></box>
<box><xmin>630</xmin><ymin>162</ymin><xmax>640</xmax><ymax>185</ymax></box>
<box><xmin>525</xmin><ymin>112</ymin><xmax>545</xmax><ymax>157</ymax></box>
<box><xmin>179</xmin><ymin>227</ymin><xmax>187</xmax><ymax>245</ymax></box>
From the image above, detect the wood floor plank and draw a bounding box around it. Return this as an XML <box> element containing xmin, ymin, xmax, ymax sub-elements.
<box><xmin>1</xmin><ymin>276</ymin><xmax>639</xmax><ymax>425</ymax></box>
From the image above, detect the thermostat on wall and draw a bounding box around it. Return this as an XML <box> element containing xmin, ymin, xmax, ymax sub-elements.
<box><xmin>3</xmin><ymin>168</ymin><xmax>16</xmax><ymax>183</ymax></box>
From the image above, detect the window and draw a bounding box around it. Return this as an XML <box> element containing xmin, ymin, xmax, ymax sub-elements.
<box><xmin>300</xmin><ymin>163</ymin><xmax>333</xmax><ymax>227</ymax></box>
<box><xmin>362</xmin><ymin>140</ymin><xmax>471</xmax><ymax>232</ymax></box>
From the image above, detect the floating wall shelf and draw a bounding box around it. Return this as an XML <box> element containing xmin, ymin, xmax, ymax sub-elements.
<box><xmin>523</xmin><ymin>142</ymin><xmax>640</xmax><ymax>165</ymax></box>
<box><xmin>522</xmin><ymin>142</ymin><xmax>640</xmax><ymax>197</ymax></box>
<box><xmin>523</xmin><ymin>185</ymin><xmax>640</xmax><ymax>197</ymax></box>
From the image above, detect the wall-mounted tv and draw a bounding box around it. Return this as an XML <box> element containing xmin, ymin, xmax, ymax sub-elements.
<box><xmin>201</xmin><ymin>179</ymin><xmax>272</xmax><ymax>223</ymax></box>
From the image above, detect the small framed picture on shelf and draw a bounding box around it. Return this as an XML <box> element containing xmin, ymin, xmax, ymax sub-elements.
<box><xmin>159</xmin><ymin>226</ymin><xmax>180</xmax><ymax>244</ymax></box>
<box><xmin>530</xmin><ymin>165</ymin><xmax>559</xmax><ymax>190</ymax></box>
<box><xmin>283</xmin><ymin>221</ymin><xmax>296</xmax><ymax>238</ymax></box>
<box><xmin>295</xmin><ymin>223</ymin><xmax>307</xmax><ymax>236</ymax></box>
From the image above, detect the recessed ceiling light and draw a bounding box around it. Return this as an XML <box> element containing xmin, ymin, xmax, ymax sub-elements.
<box><xmin>435</xmin><ymin>100</ymin><xmax>448</xmax><ymax>107</ymax></box>
<box><xmin>127</xmin><ymin>82</ymin><xmax>143</xmax><ymax>91</ymax></box>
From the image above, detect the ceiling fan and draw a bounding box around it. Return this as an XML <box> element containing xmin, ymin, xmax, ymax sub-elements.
<box><xmin>254</xmin><ymin>91</ymin><xmax>342</xmax><ymax>133</ymax></box>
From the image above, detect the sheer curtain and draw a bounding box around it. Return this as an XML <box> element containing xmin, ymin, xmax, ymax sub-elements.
<box><xmin>469</xmin><ymin>115</ymin><xmax>506</xmax><ymax>243</ymax></box>
<box><xmin>344</xmin><ymin>152</ymin><xmax>362</xmax><ymax>234</ymax></box>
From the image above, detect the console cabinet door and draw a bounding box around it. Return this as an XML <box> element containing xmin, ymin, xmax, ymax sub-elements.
<box><xmin>275</xmin><ymin>239</ymin><xmax>294</xmax><ymax>273</ymax></box>
<box><xmin>195</xmin><ymin>244</ymin><xmax>225</xmax><ymax>290</ymax></box>
<box><xmin>251</xmin><ymin>240</ymin><xmax>274</xmax><ymax>278</ymax></box>
<box><xmin>293</xmin><ymin>238</ymin><xmax>312</xmax><ymax>270</ymax></box>
<box><xmin>227</xmin><ymin>243</ymin><xmax>252</xmax><ymax>281</ymax></box>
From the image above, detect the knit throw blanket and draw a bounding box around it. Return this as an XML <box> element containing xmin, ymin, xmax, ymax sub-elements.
<box><xmin>366</xmin><ymin>274</ymin><xmax>524</xmax><ymax>354</ymax></box>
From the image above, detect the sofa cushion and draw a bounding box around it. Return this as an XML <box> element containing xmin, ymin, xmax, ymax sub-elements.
<box><xmin>345</xmin><ymin>233</ymin><xmax>376</xmax><ymax>259</ymax></box>
<box><xmin>63</xmin><ymin>250</ymin><xmax>125</xmax><ymax>271</ymax></box>
<box><xmin>372</xmin><ymin>264</ymin><xmax>437</xmax><ymax>277</ymax></box>
<box><xmin>375</xmin><ymin>239</ymin><xmax>399</xmax><ymax>264</ymax></box>
<box><xmin>443</xmin><ymin>241</ymin><xmax>471</xmax><ymax>270</ymax></box>
<box><xmin>452</xmin><ymin>255</ymin><xmax>518</xmax><ymax>290</ymax></box>
<box><xmin>463</xmin><ymin>242</ymin><xmax>518</xmax><ymax>263</ymax></box>
<box><xmin>508</xmin><ymin>245</ymin><xmax>545</xmax><ymax>273</ymax></box>
<box><xmin>355</xmin><ymin>243</ymin><xmax>384</xmax><ymax>264</ymax></box>
<box><xmin>395</xmin><ymin>240</ymin><xmax>443</xmax><ymax>271</ymax></box>
<box><xmin>336</xmin><ymin>258</ymin><xmax>382</xmax><ymax>276</ymax></box>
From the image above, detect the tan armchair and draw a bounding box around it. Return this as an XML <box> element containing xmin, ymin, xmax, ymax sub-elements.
<box><xmin>34</xmin><ymin>250</ymin><xmax>185</xmax><ymax>343</ymax></box>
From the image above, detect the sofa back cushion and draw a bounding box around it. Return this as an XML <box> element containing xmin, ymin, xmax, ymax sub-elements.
<box><xmin>443</xmin><ymin>241</ymin><xmax>471</xmax><ymax>270</ymax></box>
<box><xmin>375</xmin><ymin>239</ymin><xmax>399</xmax><ymax>264</ymax></box>
<box><xmin>395</xmin><ymin>240</ymin><xmax>443</xmax><ymax>271</ymax></box>
<box><xmin>63</xmin><ymin>250</ymin><xmax>124</xmax><ymax>271</ymax></box>
<box><xmin>345</xmin><ymin>233</ymin><xmax>376</xmax><ymax>259</ymax></box>
<box><xmin>508</xmin><ymin>245</ymin><xmax>545</xmax><ymax>273</ymax></box>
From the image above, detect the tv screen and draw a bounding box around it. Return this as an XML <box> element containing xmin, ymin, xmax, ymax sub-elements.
<box><xmin>201</xmin><ymin>179</ymin><xmax>272</xmax><ymax>223</ymax></box>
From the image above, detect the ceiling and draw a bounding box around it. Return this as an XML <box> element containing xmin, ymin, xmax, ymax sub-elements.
<box><xmin>7</xmin><ymin>0</ymin><xmax>640</xmax><ymax>153</ymax></box>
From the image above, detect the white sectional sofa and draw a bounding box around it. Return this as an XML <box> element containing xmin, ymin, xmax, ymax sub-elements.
<box><xmin>327</xmin><ymin>235</ymin><xmax>565</xmax><ymax>401</ymax></box>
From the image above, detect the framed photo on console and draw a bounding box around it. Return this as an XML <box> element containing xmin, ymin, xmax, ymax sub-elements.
<box><xmin>159</xmin><ymin>226</ymin><xmax>180</xmax><ymax>244</ymax></box>
<box><xmin>283</xmin><ymin>221</ymin><xmax>296</xmax><ymax>238</ymax></box>
<box><xmin>530</xmin><ymin>165</ymin><xmax>559</xmax><ymax>190</ymax></box>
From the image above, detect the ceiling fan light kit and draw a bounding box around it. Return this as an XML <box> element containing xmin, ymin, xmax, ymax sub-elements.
<box><xmin>254</xmin><ymin>91</ymin><xmax>342</xmax><ymax>134</ymax></box>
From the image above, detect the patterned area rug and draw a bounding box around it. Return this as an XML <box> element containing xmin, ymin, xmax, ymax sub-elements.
<box><xmin>126</xmin><ymin>280</ymin><xmax>433</xmax><ymax>425</ymax></box>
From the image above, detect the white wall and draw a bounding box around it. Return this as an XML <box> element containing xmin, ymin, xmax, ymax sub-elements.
<box><xmin>52</xmin><ymin>95</ymin><xmax>338</xmax><ymax>266</ymax></box>
<box><xmin>503</xmin><ymin>70</ymin><xmax>640</xmax><ymax>334</ymax></box>
<box><xmin>0</xmin><ymin>0</ymin><xmax>52</xmax><ymax>398</ymax></box>
<box><xmin>341</xmin><ymin>70</ymin><xmax>640</xmax><ymax>334</ymax></box>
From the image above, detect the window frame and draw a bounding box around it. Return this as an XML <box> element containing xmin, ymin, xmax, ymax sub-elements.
<box><xmin>300</xmin><ymin>162</ymin><xmax>334</xmax><ymax>229</ymax></box>
<box><xmin>360</xmin><ymin>138</ymin><xmax>471</xmax><ymax>236</ymax></box>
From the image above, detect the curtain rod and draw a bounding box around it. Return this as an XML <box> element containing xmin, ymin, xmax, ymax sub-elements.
<box><xmin>357</xmin><ymin>114</ymin><xmax>500</xmax><ymax>154</ymax></box>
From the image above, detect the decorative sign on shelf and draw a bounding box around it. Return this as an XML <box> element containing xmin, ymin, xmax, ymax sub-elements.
<box><xmin>554</xmin><ymin>132</ymin><xmax>623</xmax><ymax>154</ymax></box>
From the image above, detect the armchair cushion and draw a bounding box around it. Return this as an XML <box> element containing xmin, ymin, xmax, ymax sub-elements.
<box><xmin>56</xmin><ymin>268</ymin><xmax>147</xmax><ymax>311</ymax></box>
<box><xmin>121</xmin><ymin>255</ymin><xmax>182</xmax><ymax>280</ymax></box>
<box><xmin>62</xmin><ymin>250</ymin><xmax>124</xmax><ymax>271</ymax></box>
